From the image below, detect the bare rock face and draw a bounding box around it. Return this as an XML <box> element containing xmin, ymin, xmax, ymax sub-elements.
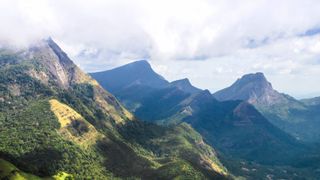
<box><xmin>21</xmin><ymin>38</ymin><xmax>99</xmax><ymax>90</ymax></box>
<box><xmin>21</xmin><ymin>39</ymin><xmax>71</xmax><ymax>88</ymax></box>
<box><xmin>28</xmin><ymin>69</ymin><xmax>49</xmax><ymax>85</ymax></box>
<box><xmin>8</xmin><ymin>84</ymin><xmax>21</xmax><ymax>96</ymax></box>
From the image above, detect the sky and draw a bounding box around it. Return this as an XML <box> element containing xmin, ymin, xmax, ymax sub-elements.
<box><xmin>1</xmin><ymin>0</ymin><xmax>320</xmax><ymax>98</ymax></box>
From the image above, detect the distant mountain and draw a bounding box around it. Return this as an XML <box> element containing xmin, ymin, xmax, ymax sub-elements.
<box><xmin>213</xmin><ymin>72</ymin><xmax>300</xmax><ymax>106</ymax></box>
<box><xmin>213</xmin><ymin>73</ymin><xmax>270</xmax><ymax>102</ymax></box>
<box><xmin>170</xmin><ymin>78</ymin><xmax>202</xmax><ymax>94</ymax></box>
<box><xmin>155</xmin><ymin>90</ymin><xmax>304</xmax><ymax>165</ymax></box>
<box><xmin>91</xmin><ymin>62</ymin><xmax>307</xmax><ymax>170</ymax></box>
<box><xmin>213</xmin><ymin>73</ymin><xmax>320</xmax><ymax>142</ymax></box>
<box><xmin>90</xmin><ymin>60</ymin><xmax>169</xmax><ymax>94</ymax></box>
<box><xmin>0</xmin><ymin>40</ymin><xmax>230</xmax><ymax>179</ymax></box>
<box><xmin>90</xmin><ymin>60</ymin><xmax>202</xmax><ymax>111</ymax></box>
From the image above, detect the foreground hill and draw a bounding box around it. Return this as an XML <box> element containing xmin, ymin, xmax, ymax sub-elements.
<box><xmin>213</xmin><ymin>73</ymin><xmax>320</xmax><ymax>142</ymax></box>
<box><xmin>0</xmin><ymin>39</ymin><xmax>230</xmax><ymax>179</ymax></box>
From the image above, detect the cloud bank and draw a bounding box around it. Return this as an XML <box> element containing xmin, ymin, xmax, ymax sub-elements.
<box><xmin>1</xmin><ymin>0</ymin><xmax>320</xmax><ymax>97</ymax></box>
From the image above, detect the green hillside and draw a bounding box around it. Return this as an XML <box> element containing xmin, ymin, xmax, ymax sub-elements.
<box><xmin>0</xmin><ymin>158</ymin><xmax>73</xmax><ymax>180</ymax></box>
<box><xmin>0</xmin><ymin>39</ymin><xmax>230</xmax><ymax>179</ymax></box>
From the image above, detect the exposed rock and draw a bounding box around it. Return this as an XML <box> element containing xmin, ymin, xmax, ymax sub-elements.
<box><xmin>8</xmin><ymin>84</ymin><xmax>20</xmax><ymax>96</ymax></box>
<box><xmin>28</xmin><ymin>69</ymin><xmax>49</xmax><ymax>85</ymax></box>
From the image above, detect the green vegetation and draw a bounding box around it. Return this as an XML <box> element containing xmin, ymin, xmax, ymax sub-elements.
<box><xmin>0</xmin><ymin>100</ymin><xmax>111</xmax><ymax>179</ymax></box>
<box><xmin>0</xmin><ymin>97</ymin><xmax>228</xmax><ymax>179</ymax></box>
<box><xmin>118</xmin><ymin>121</ymin><xmax>229</xmax><ymax>178</ymax></box>
<box><xmin>220</xmin><ymin>156</ymin><xmax>320</xmax><ymax>180</ymax></box>
<box><xmin>0</xmin><ymin>42</ymin><xmax>229</xmax><ymax>179</ymax></box>
<box><xmin>256</xmin><ymin>100</ymin><xmax>320</xmax><ymax>142</ymax></box>
<box><xmin>0</xmin><ymin>158</ymin><xmax>44</xmax><ymax>180</ymax></box>
<box><xmin>0</xmin><ymin>158</ymin><xmax>73</xmax><ymax>180</ymax></box>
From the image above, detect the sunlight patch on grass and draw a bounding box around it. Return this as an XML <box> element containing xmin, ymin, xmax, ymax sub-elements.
<box><xmin>49</xmin><ymin>99</ymin><xmax>82</xmax><ymax>128</ymax></box>
<box><xmin>49</xmin><ymin>99</ymin><xmax>103</xmax><ymax>148</ymax></box>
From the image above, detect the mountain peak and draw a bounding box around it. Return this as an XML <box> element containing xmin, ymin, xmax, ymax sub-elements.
<box><xmin>124</xmin><ymin>60</ymin><xmax>152</xmax><ymax>70</ymax></box>
<box><xmin>15</xmin><ymin>38</ymin><xmax>104</xmax><ymax>90</ymax></box>
<box><xmin>241</xmin><ymin>72</ymin><xmax>266</xmax><ymax>79</ymax></box>
<box><xmin>129</xmin><ymin>59</ymin><xmax>150</xmax><ymax>66</ymax></box>
<box><xmin>116</xmin><ymin>60</ymin><xmax>154</xmax><ymax>73</ymax></box>
<box><xmin>170</xmin><ymin>78</ymin><xmax>201</xmax><ymax>94</ymax></box>
<box><xmin>46</xmin><ymin>38</ymin><xmax>74</xmax><ymax>67</ymax></box>
<box><xmin>235</xmin><ymin>72</ymin><xmax>269</xmax><ymax>86</ymax></box>
<box><xmin>213</xmin><ymin>72</ymin><xmax>278</xmax><ymax>103</ymax></box>
<box><xmin>90</xmin><ymin>60</ymin><xmax>169</xmax><ymax>94</ymax></box>
<box><xmin>171</xmin><ymin>78</ymin><xmax>191</xmax><ymax>87</ymax></box>
<box><xmin>175</xmin><ymin>78</ymin><xmax>190</xmax><ymax>82</ymax></box>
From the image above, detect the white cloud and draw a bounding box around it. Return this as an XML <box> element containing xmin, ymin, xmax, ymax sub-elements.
<box><xmin>1</xmin><ymin>0</ymin><xmax>320</xmax><ymax>97</ymax></box>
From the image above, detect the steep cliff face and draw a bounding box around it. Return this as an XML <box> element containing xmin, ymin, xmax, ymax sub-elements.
<box><xmin>21</xmin><ymin>39</ymin><xmax>71</xmax><ymax>88</ymax></box>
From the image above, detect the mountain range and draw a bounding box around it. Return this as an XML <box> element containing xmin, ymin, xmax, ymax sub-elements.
<box><xmin>91</xmin><ymin>62</ymin><xmax>302</xmax><ymax>161</ymax></box>
<box><xmin>91</xmin><ymin>60</ymin><xmax>320</xmax><ymax>179</ymax></box>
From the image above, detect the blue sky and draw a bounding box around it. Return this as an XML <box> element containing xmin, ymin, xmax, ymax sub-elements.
<box><xmin>1</xmin><ymin>0</ymin><xmax>320</xmax><ymax>98</ymax></box>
